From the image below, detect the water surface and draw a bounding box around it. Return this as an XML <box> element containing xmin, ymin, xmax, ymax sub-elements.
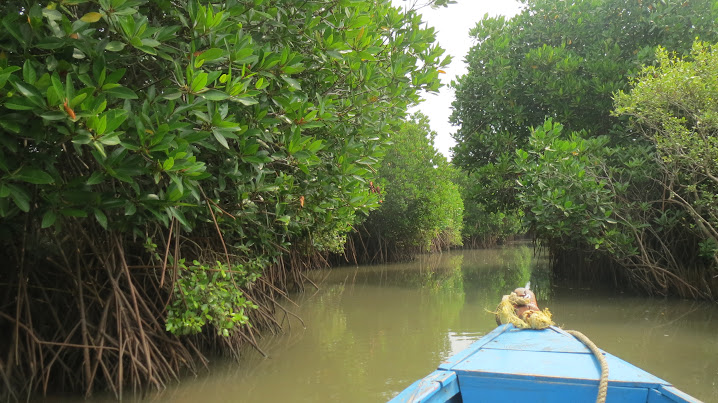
<box><xmin>151</xmin><ymin>244</ymin><xmax>718</xmax><ymax>402</ymax></box>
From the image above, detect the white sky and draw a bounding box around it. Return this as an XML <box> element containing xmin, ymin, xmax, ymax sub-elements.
<box><xmin>392</xmin><ymin>0</ymin><xmax>524</xmax><ymax>158</ymax></box>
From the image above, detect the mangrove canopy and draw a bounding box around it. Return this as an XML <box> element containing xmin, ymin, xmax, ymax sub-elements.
<box><xmin>0</xmin><ymin>0</ymin><xmax>450</xmax><ymax>399</ymax></box>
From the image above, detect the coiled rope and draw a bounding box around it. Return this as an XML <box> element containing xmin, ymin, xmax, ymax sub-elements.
<box><xmin>494</xmin><ymin>293</ymin><xmax>555</xmax><ymax>329</ymax></box>
<box><xmin>494</xmin><ymin>293</ymin><xmax>609</xmax><ymax>403</ymax></box>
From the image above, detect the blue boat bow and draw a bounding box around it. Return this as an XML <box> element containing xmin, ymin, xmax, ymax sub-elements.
<box><xmin>389</xmin><ymin>324</ymin><xmax>701</xmax><ymax>402</ymax></box>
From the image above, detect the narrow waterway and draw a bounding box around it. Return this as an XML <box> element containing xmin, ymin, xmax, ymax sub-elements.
<box><xmin>148</xmin><ymin>244</ymin><xmax>718</xmax><ymax>401</ymax></box>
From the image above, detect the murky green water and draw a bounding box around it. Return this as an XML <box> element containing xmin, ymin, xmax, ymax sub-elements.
<box><xmin>147</xmin><ymin>244</ymin><xmax>716</xmax><ymax>402</ymax></box>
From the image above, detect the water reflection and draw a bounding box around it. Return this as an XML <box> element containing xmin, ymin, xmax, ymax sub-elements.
<box><xmin>142</xmin><ymin>243</ymin><xmax>716</xmax><ymax>402</ymax></box>
<box><xmin>550</xmin><ymin>292</ymin><xmax>718</xmax><ymax>402</ymax></box>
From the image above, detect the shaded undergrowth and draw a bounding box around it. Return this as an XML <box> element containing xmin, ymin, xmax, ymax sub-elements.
<box><xmin>0</xmin><ymin>222</ymin><xmax>324</xmax><ymax>401</ymax></box>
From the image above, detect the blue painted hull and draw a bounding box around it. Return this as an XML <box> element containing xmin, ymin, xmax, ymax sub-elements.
<box><xmin>390</xmin><ymin>325</ymin><xmax>701</xmax><ymax>402</ymax></box>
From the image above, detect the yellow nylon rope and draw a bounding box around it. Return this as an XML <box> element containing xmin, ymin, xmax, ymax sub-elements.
<box><xmin>567</xmin><ymin>330</ymin><xmax>609</xmax><ymax>403</ymax></box>
<box><xmin>494</xmin><ymin>292</ymin><xmax>554</xmax><ymax>329</ymax></box>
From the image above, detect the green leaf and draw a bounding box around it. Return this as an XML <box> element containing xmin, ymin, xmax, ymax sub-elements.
<box><xmin>242</xmin><ymin>155</ymin><xmax>271</xmax><ymax>164</ymax></box>
<box><xmin>327</xmin><ymin>50</ymin><xmax>343</xmax><ymax>60</ymax></box>
<box><xmin>73</xmin><ymin>133</ymin><xmax>92</xmax><ymax>145</ymax></box>
<box><xmin>42</xmin><ymin>8</ymin><xmax>62</xmax><ymax>21</ymax></box>
<box><xmin>23</xmin><ymin>60</ymin><xmax>37</xmax><ymax>84</ymax></box>
<box><xmin>141</xmin><ymin>38</ymin><xmax>160</xmax><ymax>47</ymax></box>
<box><xmin>125</xmin><ymin>202</ymin><xmax>136</xmax><ymax>216</ymax></box>
<box><xmin>93</xmin><ymin>141</ymin><xmax>107</xmax><ymax>158</ymax></box>
<box><xmin>7</xmin><ymin>184</ymin><xmax>30</xmax><ymax>212</ymax></box>
<box><xmin>35</xmin><ymin>38</ymin><xmax>65</xmax><ymax>49</ymax></box>
<box><xmin>281</xmin><ymin>75</ymin><xmax>301</xmax><ymax>91</ymax></box>
<box><xmin>99</xmin><ymin>133</ymin><xmax>121</xmax><ymax>145</ymax></box>
<box><xmin>196</xmin><ymin>48</ymin><xmax>224</xmax><ymax>63</ymax></box>
<box><xmin>0</xmin><ymin>73</ymin><xmax>14</xmax><ymax>90</ymax></box>
<box><xmin>14</xmin><ymin>81</ymin><xmax>45</xmax><ymax>107</ymax></box>
<box><xmin>168</xmin><ymin>207</ymin><xmax>190</xmax><ymax>227</ymax></box>
<box><xmin>233</xmin><ymin>97</ymin><xmax>258</xmax><ymax>106</ymax></box>
<box><xmin>191</xmin><ymin>73</ymin><xmax>208</xmax><ymax>93</ymax></box>
<box><xmin>4</xmin><ymin>100</ymin><xmax>35</xmax><ymax>110</ymax></box>
<box><xmin>105</xmin><ymin>41</ymin><xmax>126</xmax><ymax>52</ymax></box>
<box><xmin>41</xmin><ymin>210</ymin><xmax>57</xmax><ymax>228</ymax></box>
<box><xmin>163</xmin><ymin>91</ymin><xmax>184</xmax><ymax>100</ymax></box>
<box><xmin>212</xmin><ymin>128</ymin><xmax>229</xmax><ymax>149</ymax></box>
<box><xmin>103</xmin><ymin>109</ymin><xmax>128</xmax><ymax>133</ymax></box>
<box><xmin>94</xmin><ymin>208</ymin><xmax>108</xmax><ymax>229</ymax></box>
<box><xmin>80</xmin><ymin>12</ymin><xmax>102</xmax><ymax>23</ymax></box>
<box><xmin>70</xmin><ymin>93</ymin><xmax>87</xmax><ymax>108</ymax></box>
<box><xmin>15</xmin><ymin>167</ymin><xmax>54</xmax><ymax>184</ymax></box>
<box><xmin>163</xmin><ymin>157</ymin><xmax>175</xmax><ymax>171</ymax></box>
<box><xmin>51</xmin><ymin>73</ymin><xmax>65</xmax><ymax>99</ymax></box>
<box><xmin>105</xmin><ymin>86</ymin><xmax>138</xmax><ymax>99</ymax></box>
<box><xmin>135</xmin><ymin>45</ymin><xmax>157</xmax><ymax>55</ymax></box>
<box><xmin>199</xmin><ymin>90</ymin><xmax>229</xmax><ymax>101</ymax></box>
<box><xmin>307</xmin><ymin>139</ymin><xmax>323</xmax><ymax>152</ymax></box>
<box><xmin>86</xmin><ymin>171</ymin><xmax>104</xmax><ymax>185</ymax></box>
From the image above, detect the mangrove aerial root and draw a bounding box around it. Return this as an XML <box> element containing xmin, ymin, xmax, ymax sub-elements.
<box><xmin>0</xmin><ymin>221</ymin><xmax>314</xmax><ymax>401</ymax></box>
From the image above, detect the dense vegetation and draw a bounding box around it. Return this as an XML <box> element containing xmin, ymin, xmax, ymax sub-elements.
<box><xmin>614</xmin><ymin>42</ymin><xmax>718</xmax><ymax>294</ymax></box>
<box><xmin>457</xmin><ymin>169</ymin><xmax>522</xmax><ymax>248</ymax></box>
<box><xmin>4</xmin><ymin>0</ymin><xmax>718</xmax><ymax>398</ymax></box>
<box><xmin>347</xmin><ymin>112</ymin><xmax>463</xmax><ymax>263</ymax></box>
<box><xmin>452</xmin><ymin>0</ymin><xmax>718</xmax><ymax>297</ymax></box>
<box><xmin>0</xmin><ymin>0</ymin><xmax>451</xmax><ymax>399</ymax></box>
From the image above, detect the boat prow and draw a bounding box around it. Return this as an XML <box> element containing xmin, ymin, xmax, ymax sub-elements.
<box><xmin>390</xmin><ymin>324</ymin><xmax>701</xmax><ymax>402</ymax></box>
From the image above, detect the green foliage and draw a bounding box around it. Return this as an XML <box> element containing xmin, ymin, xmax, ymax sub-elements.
<box><xmin>457</xmin><ymin>169</ymin><xmax>523</xmax><ymax>248</ymax></box>
<box><xmin>450</xmin><ymin>0</ymin><xmax>718</xmax><ymax>213</ymax></box>
<box><xmin>362</xmin><ymin>113</ymin><xmax>463</xmax><ymax>257</ymax></box>
<box><xmin>516</xmin><ymin>113</ymin><xmax>716</xmax><ymax>296</ymax></box>
<box><xmin>166</xmin><ymin>260</ymin><xmax>260</xmax><ymax>337</ymax></box>
<box><xmin>0</xmin><ymin>0</ymin><xmax>448</xmax><ymax>334</ymax></box>
<box><xmin>515</xmin><ymin>120</ymin><xmax>617</xmax><ymax>248</ymax></box>
<box><xmin>516</xmin><ymin>116</ymin><xmax>672</xmax><ymax>259</ymax></box>
<box><xmin>448</xmin><ymin>0</ymin><xmax>718</xmax><ymax>297</ymax></box>
<box><xmin>460</xmin><ymin>197</ymin><xmax>523</xmax><ymax>248</ymax></box>
<box><xmin>615</xmin><ymin>41</ymin><xmax>718</xmax><ymax>268</ymax></box>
